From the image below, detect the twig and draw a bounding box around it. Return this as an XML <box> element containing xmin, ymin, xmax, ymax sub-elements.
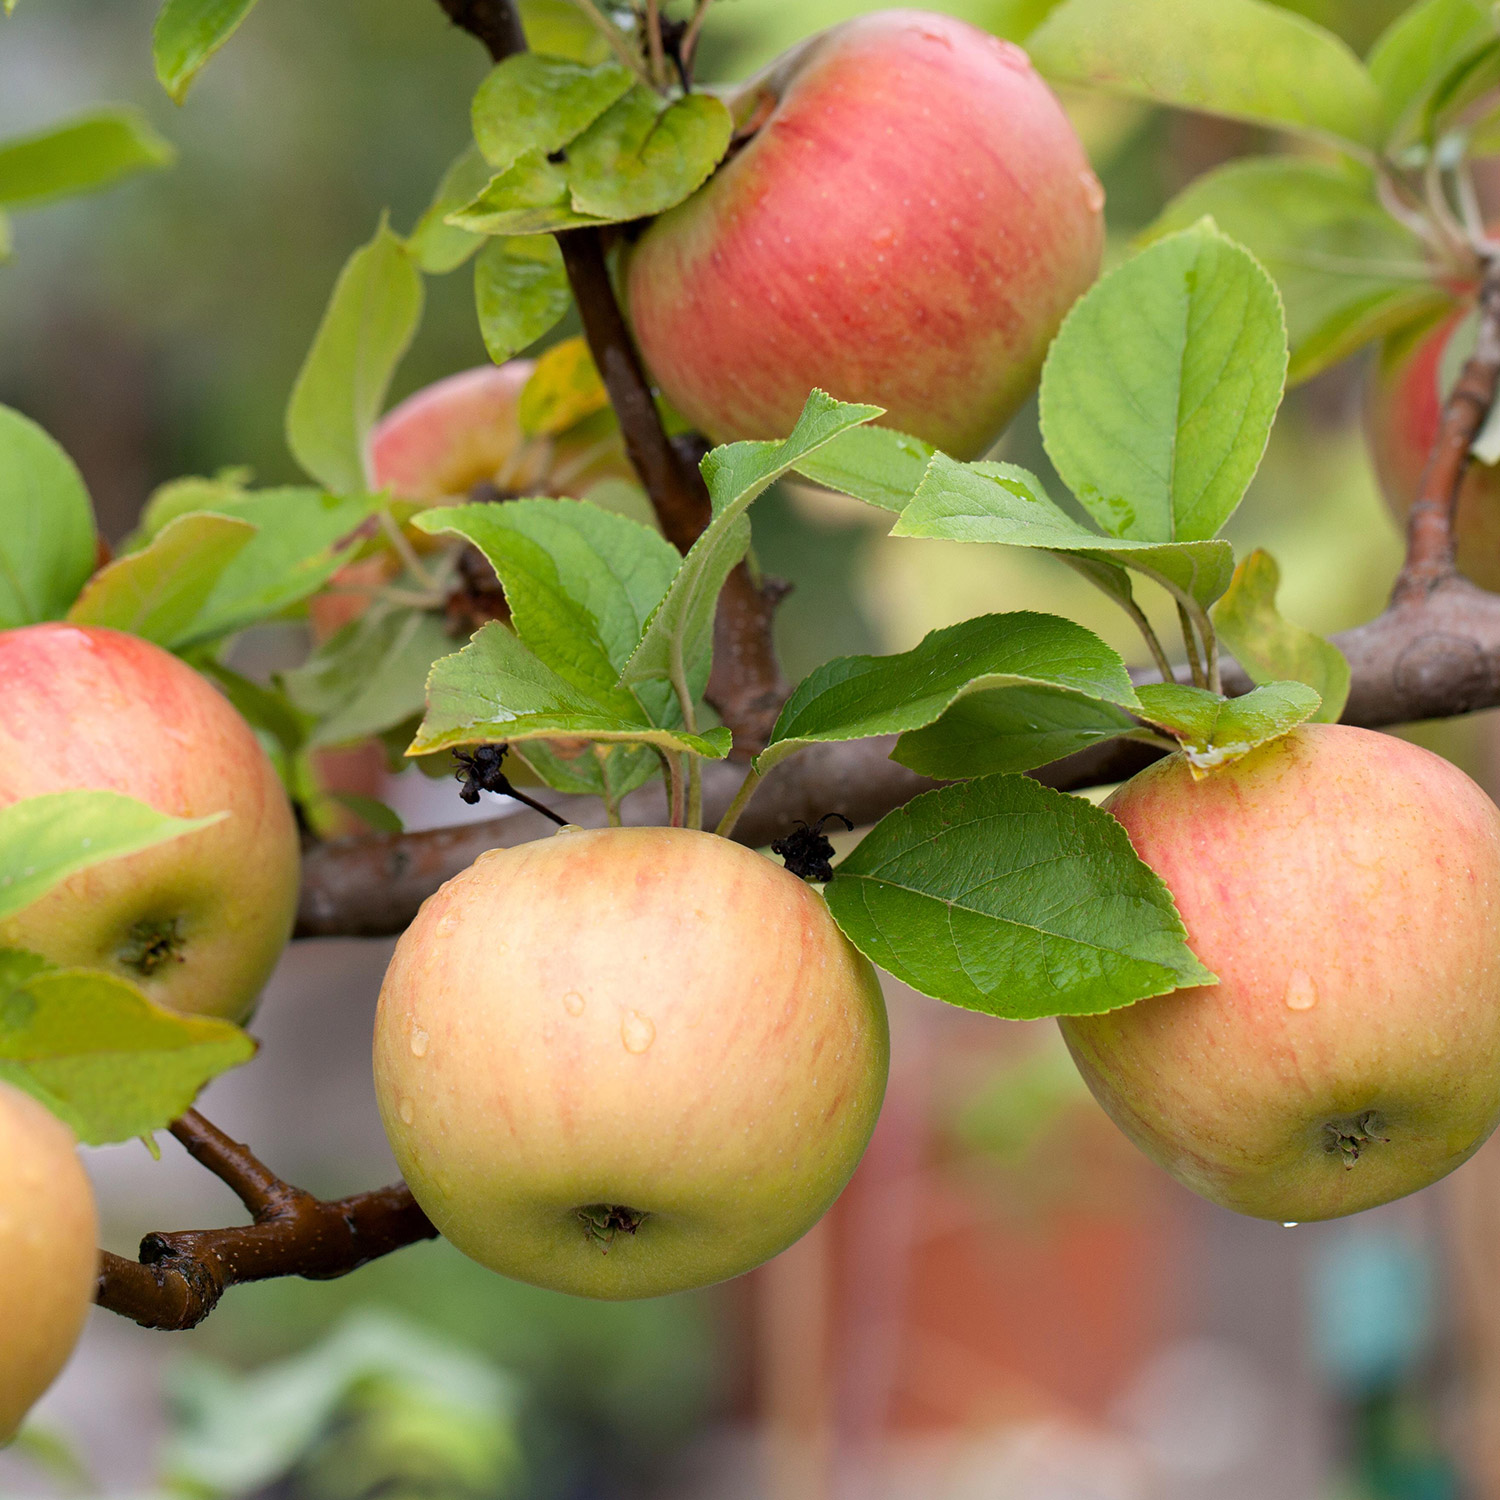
<box><xmin>680</xmin><ymin>0</ymin><xmax>712</xmax><ymax>80</ymax></box>
<box><xmin>570</xmin><ymin>0</ymin><xmax>655</xmax><ymax>88</ymax></box>
<box><xmin>644</xmin><ymin>0</ymin><xmax>667</xmax><ymax>89</ymax></box>
<box><xmin>97</xmin><ymin>1114</ymin><xmax>437</xmax><ymax>1331</ymax></box>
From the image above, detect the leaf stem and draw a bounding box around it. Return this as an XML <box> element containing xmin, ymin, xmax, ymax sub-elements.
<box><xmin>714</xmin><ymin>766</ymin><xmax>761</xmax><ymax>839</ymax></box>
<box><xmin>1124</xmin><ymin>598</ymin><xmax>1177</xmax><ymax>685</ymax></box>
<box><xmin>1177</xmin><ymin>601</ymin><xmax>1207</xmax><ymax>690</ymax></box>
<box><xmin>570</xmin><ymin>0</ymin><xmax>653</xmax><ymax>87</ymax></box>
<box><xmin>644</xmin><ymin>0</ymin><xmax>668</xmax><ymax>89</ymax></box>
<box><xmin>377</xmin><ymin>506</ymin><xmax>438</xmax><ymax>591</ymax></box>
<box><xmin>679</xmin><ymin>0</ymin><xmax>712</xmax><ymax>79</ymax></box>
<box><xmin>660</xmin><ymin>749</ymin><xmax>686</xmax><ymax>826</ymax></box>
<box><xmin>686</xmin><ymin>754</ymin><xmax>702</xmax><ymax>829</ymax></box>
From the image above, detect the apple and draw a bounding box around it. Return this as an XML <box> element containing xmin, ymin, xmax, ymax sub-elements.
<box><xmin>1058</xmin><ymin>724</ymin><xmax>1500</xmax><ymax>1223</ymax></box>
<box><xmin>622</xmin><ymin>9</ymin><xmax>1105</xmax><ymax>458</ymax></box>
<box><xmin>373</xmin><ymin>825</ymin><xmax>889</xmax><ymax>1298</ymax></box>
<box><xmin>0</xmin><ymin>1083</ymin><xmax>98</xmax><ymax>1443</ymax></box>
<box><xmin>1366</xmin><ymin>307</ymin><xmax>1500</xmax><ymax>591</ymax></box>
<box><xmin>0</xmin><ymin>624</ymin><xmax>301</xmax><ymax>1024</ymax></box>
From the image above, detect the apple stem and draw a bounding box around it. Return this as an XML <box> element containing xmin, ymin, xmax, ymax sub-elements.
<box><xmin>679</xmin><ymin>0</ymin><xmax>712</xmax><ymax>81</ymax></box>
<box><xmin>1176</xmin><ymin>602</ymin><xmax>1207</xmax><ymax>690</ymax></box>
<box><xmin>1121</xmin><ymin>594</ymin><xmax>1178</xmax><ymax>686</ymax></box>
<box><xmin>714</xmin><ymin>766</ymin><xmax>762</xmax><ymax>839</ymax></box>
<box><xmin>1393</xmin><ymin>255</ymin><xmax>1500</xmax><ymax>605</ymax></box>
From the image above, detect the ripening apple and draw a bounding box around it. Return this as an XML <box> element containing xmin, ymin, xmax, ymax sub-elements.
<box><xmin>1059</xmin><ymin>724</ymin><xmax>1500</xmax><ymax>1223</ymax></box>
<box><xmin>1366</xmin><ymin>308</ymin><xmax>1500</xmax><ymax>591</ymax></box>
<box><xmin>0</xmin><ymin>624</ymin><xmax>301</xmax><ymax>1024</ymax></box>
<box><xmin>374</xmin><ymin>826</ymin><xmax>889</xmax><ymax>1298</ymax></box>
<box><xmin>0</xmin><ymin>1083</ymin><xmax>98</xmax><ymax>1443</ymax></box>
<box><xmin>623</xmin><ymin>9</ymin><xmax>1105</xmax><ymax>458</ymax></box>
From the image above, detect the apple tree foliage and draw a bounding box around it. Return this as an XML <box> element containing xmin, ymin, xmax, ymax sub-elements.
<box><xmin>0</xmin><ymin>0</ymin><xmax>1496</xmax><ymax>1257</ymax></box>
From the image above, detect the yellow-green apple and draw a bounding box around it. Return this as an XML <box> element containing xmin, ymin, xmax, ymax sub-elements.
<box><xmin>0</xmin><ymin>1083</ymin><xmax>98</xmax><ymax>1443</ymax></box>
<box><xmin>1366</xmin><ymin>307</ymin><xmax>1500</xmax><ymax>590</ymax></box>
<box><xmin>374</xmin><ymin>826</ymin><xmax>889</xmax><ymax>1298</ymax></box>
<box><xmin>0</xmin><ymin>624</ymin><xmax>301</xmax><ymax>1023</ymax></box>
<box><xmin>622</xmin><ymin>10</ymin><xmax>1104</xmax><ymax>457</ymax></box>
<box><xmin>1059</xmin><ymin>724</ymin><xmax>1500</xmax><ymax>1223</ymax></box>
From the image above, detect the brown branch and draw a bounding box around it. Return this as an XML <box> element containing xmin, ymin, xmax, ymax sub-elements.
<box><xmin>435</xmin><ymin>0</ymin><xmax>526</xmax><ymax>58</ymax></box>
<box><xmin>97</xmin><ymin>1113</ymin><xmax>436</xmax><ymax>1331</ymax></box>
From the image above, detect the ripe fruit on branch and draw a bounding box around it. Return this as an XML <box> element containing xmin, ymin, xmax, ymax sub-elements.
<box><xmin>0</xmin><ymin>624</ymin><xmax>301</xmax><ymax>1023</ymax></box>
<box><xmin>374</xmin><ymin>826</ymin><xmax>889</xmax><ymax>1299</ymax></box>
<box><xmin>1059</xmin><ymin>724</ymin><xmax>1500</xmax><ymax>1223</ymax></box>
<box><xmin>1366</xmin><ymin>309</ymin><xmax>1500</xmax><ymax>591</ymax></box>
<box><xmin>623</xmin><ymin>9</ymin><xmax>1105</xmax><ymax>458</ymax></box>
<box><xmin>0</xmin><ymin>1084</ymin><xmax>98</xmax><ymax>1442</ymax></box>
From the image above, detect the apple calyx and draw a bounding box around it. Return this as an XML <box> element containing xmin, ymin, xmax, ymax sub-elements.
<box><xmin>119</xmin><ymin>916</ymin><xmax>187</xmax><ymax>976</ymax></box>
<box><xmin>577</xmin><ymin>1203</ymin><xmax>647</xmax><ymax>1252</ymax></box>
<box><xmin>1324</xmin><ymin>1111</ymin><xmax>1391</xmax><ymax>1170</ymax></box>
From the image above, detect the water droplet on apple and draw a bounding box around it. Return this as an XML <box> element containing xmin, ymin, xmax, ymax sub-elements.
<box><xmin>1284</xmin><ymin>971</ymin><xmax>1318</xmax><ymax>1010</ymax></box>
<box><xmin>1282</xmin><ymin>1222</ymin><xmax>1299</xmax><ymax>1228</ymax></box>
<box><xmin>410</xmin><ymin>1027</ymin><xmax>430</xmax><ymax>1058</ymax></box>
<box><xmin>563</xmin><ymin>991</ymin><xmax>585</xmax><ymax>1017</ymax></box>
<box><xmin>1080</xmin><ymin>170</ymin><xmax>1105</xmax><ymax>215</ymax></box>
<box><xmin>621</xmin><ymin>1010</ymin><xmax>656</xmax><ymax>1054</ymax></box>
<box><xmin>398</xmin><ymin>1097</ymin><xmax>415</xmax><ymax>1125</ymax></box>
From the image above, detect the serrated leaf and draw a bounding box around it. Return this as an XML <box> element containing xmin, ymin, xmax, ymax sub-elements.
<box><xmin>893</xmin><ymin>453</ymin><xmax>1236</xmax><ymax>616</ymax></box>
<box><xmin>792</xmin><ymin>423</ymin><xmax>936</xmax><ymax>512</ymax></box>
<box><xmin>824</xmin><ymin>774</ymin><xmax>1214</xmax><ymax>1019</ymax></box>
<box><xmin>518</xmin><ymin>336</ymin><xmax>610</xmax><ymax>436</ymax></box>
<box><xmin>407</xmin><ymin>144</ymin><xmax>491</xmax><ymax>275</ymax></box>
<box><xmin>411</xmin><ymin>621</ymin><xmax>731</xmax><ymax>758</ymax></box>
<box><xmin>620</xmin><ymin>391</ymin><xmax>883</xmax><ymax>694</ymax></box>
<box><xmin>1211</xmin><ymin>548</ymin><xmax>1350</xmax><ymax>723</ymax></box>
<box><xmin>471</xmin><ymin>53</ymin><xmax>634</xmax><ymax>171</ymax></box>
<box><xmin>474</xmin><ymin>235</ymin><xmax>572</xmax><ymax>364</ymax></box>
<box><xmin>287</xmin><ymin>221</ymin><xmax>424</xmax><ymax>495</ymax></box>
<box><xmin>0</xmin><ymin>958</ymin><xmax>255</xmax><ymax>1144</ymax></box>
<box><xmin>759</xmin><ymin>612</ymin><xmax>1139</xmax><ymax>775</ymax></box>
<box><xmin>1027</xmin><ymin>0</ymin><xmax>1382</xmax><ymax>151</ymax></box>
<box><xmin>0</xmin><ymin>404</ymin><xmax>97</xmax><ymax>627</ymax></box>
<box><xmin>893</xmin><ymin>686</ymin><xmax>1143</xmax><ymax>779</ymax></box>
<box><xmin>65</xmin><ymin>512</ymin><xmax>256</xmax><ymax>647</ymax></box>
<box><xmin>1145</xmin><ymin>160</ymin><xmax>1445</xmax><ymax>385</ymax></box>
<box><xmin>1039</xmin><ymin>222</ymin><xmax>1287</xmax><ymax>544</ymax></box>
<box><xmin>1368</xmin><ymin>0</ymin><xmax>1498</xmax><ymax>140</ymax></box>
<box><xmin>1135</xmin><ymin>679</ymin><xmax>1320</xmax><ymax>772</ymax></box>
<box><xmin>153</xmin><ymin>0</ymin><xmax>261</xmax><ymax>104</ymax></box>
<box><xmin>0</xmin><ymin>109</ymin><xmax>175</xmax><ymax>208</ymax></box>
<box><xmin>0</xmin><ymin>792</ymin><xmax>224</xmax><ymax>923</ymax></box>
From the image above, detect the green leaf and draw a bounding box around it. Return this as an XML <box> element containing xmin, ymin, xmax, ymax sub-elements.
<box><xmin>0</xmin><ymin>109</ymin><xmax>175</xmax><ymax>209</ymax></box>
<box><xmin>407</xmin><ymin>144</ymin><xmax>491</xmax><ymax>275</ymax></box>
<box><xmin>759</xmin><ymin>612</ymin><xmax>1139</xmax><ymax>775</ymax></box>
<box><xmin>128</xmin><ymin>470</ymin><xmax>252</xmax><ymax>549</ymax></box>
<box><xmin>286</xmin><ymin>221</ymin><xmax>424</xmax><ymax>495</ymax></box>
<box><xmin>65</xmin><ymin>512</ymin><xmax>256</xmax><ymax>647</ymax></box>
<box><xmin>328</xmin><ymin>792</ymin><xmax>404</xmax><ymax>835</ymax></box>
<box><xmin>620</xmin><ymin>391</ymin><xmax>883</xmax><ymax>695</ymax></box>
<box><xmin>1210</xmin><ymin>548</ymin><xmax>1350</xmax><ymax>723</ymax></box>
<box><xmin>0</xmin><ymin>404</ymin><xmax>97</xmax><ymax>627</ymax></box>
<box><xmin>446</xmin><ymin>148</ymin><xmax>604</xmax><ymax>238</ymax></box>
<box><xmin>824</xmin><ymin>775</ymin><xmax>1214</xmax><ymax>1019</ymax></box>
<box><xmin>1145</xmin><ymin>159</ymin><xmax>1446</xmax><ymax>385</ymax></box>
<box><xmin>473</xmin><ymin>235</ymin><xmax>572</xmax><ymax>364</ymax></box>
<box><xmin>1027</xmin><ymin>0</ymin><xmax>1383</xmax><ymax>151</ymax></box>
<box><xmin>792</xmin><ymin>424</ymin><xmax>936</xmax><ymax>513</ymax></box>
<box><xmin>0</xmin><ymin>210</ymin><xmax>11</xmax><ymax>263</ymax></box>
<box><xmin>0</xmin><ymin>956</ymin><xmax>255</xmax><ymax>1145</ymax></box>
<box><xmin>153</xmin><ymin>0</ymin><xmax>261</xmax><ymax>103</ymax></box>
<box><xmin>199</xmin><ymin>660</ymin><xmax>309</xmax><ymax>762</ymax></box>
<box><xmin>517</xmin><ymin>336</ymin><xmax>609</xmax><ymax>436</ymax></box>
<box><xmin>0</xmin><ymin>792</ymin><xmax>225</xmax><ymax>923</ymax></box>
<box><xmin>1135</xmin><ymin>679</ymin><xmax>1321</xmax><ymax>771</ymax></box>
<box><xmin>410</xmin><ymin>621</ymin><xmax>731</xmax><ymax>759</ymax></box>
<box><xmin>1369</xmin><ymin>0</ymin><xmax>1499</xmax><ymax>141</ymax></box>
<box><xmin>1039</xmin><ymin>222</ymin><xmax>1287</xmax><ymax>543</ymax></box>
<box><xmin>892</xmin><ymin>454</ymin><xmax>1236</xmax><ymax>617</ymax></box>
<box><xmin>471</xmin><ymin>53</ymin><xmax>634</xmax><ymax>171</ymax></box>
<box><xmin>518</xmin><ymin>0</ymin><xmax>613</xmax><ymax>62</ymax></box>
<box><xmin>893</xmin><ymin>686</ymin><xmax>1143</xmax><ymax>779</ymax></box>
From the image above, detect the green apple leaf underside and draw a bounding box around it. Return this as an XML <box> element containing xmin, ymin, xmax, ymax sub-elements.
<box><xmin>825</xmin><ymin>775</ymin><xmax>1215</xmax><ymax>1020</ymax></box>
<box><xmin>1369</xmin><ymin>0</ymin><xmax>1499</xmax><ymax>141</ymax></box>
<box><xmin>473</xmin><ymin>235</ymin><xmax>572</xmax><ymax>365</ymax></box>
<box><xmin>153</xmin><ymin>0</ymin><xmax>262</xmax><ymax>103</ymax></box>
<box><xmin>1211</xmin><ymin>549</ymin><xmax>1350</xmax><ymax>724</ymax></box>
<box><xmin>792</xmin><ymin>423</ymin><xmax>937</xmax><ymax>513</ymax></box>
<box><xmin>407</xmin><ymin>144</ymin><xmax>491</xmax><ymax>276</ymax></box>
<box><xmin>0</xmin><ymin>950</ymin><xmax>255</xmax><ymax>1145</ymax></box>
<box><xmin>286</xmin><ymin>220</ymin><xmax>424</xmax><ymax>496</ymax></box>
<box><xmin>0</xmin><ymin>792</ymin><xmax>225</xmax><ymax>924</ymax></box>
<box><xmin>1136</xmin><ymin>679</ymin><xmax>1322</xmax><ymax>769</ymax></box>
<box><xmin>1028</xmin><ymin>0</ymin><xmax>1383</xmax><ymax>152</ymax></box>
<box><xmin>1039</xmin><ymin>222</ymin><xmax>1288</xmax><ymax>545</ymax></box>
<box><xmin>1145</xmin><ymin>159</ymin><xmax>1445</xmax><ymax>385</ymax></box>
<box><xmin>471</xmin><ymin>54</ymin><xmax>635</xmax><ymax>173</ymax></box>
<box><xmin>0</xmin><ymin>404</ymin><xmax>98</xmax><ymax>628</ymax></box>
<box><xmin>0</xmin><ymin>109</ymin><xmax>175</xmax><ymax>209</ymax></box>
<box><xmin>758</xmin><ymin>612</ymin><xmax>1140</xmax><ymax>775</ymax></box>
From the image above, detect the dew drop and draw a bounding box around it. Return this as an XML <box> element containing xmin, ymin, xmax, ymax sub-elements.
<box><xmin>398</xmin><ymin>1097</ymin><xmax>415</xmax><ymax>1125</ymax></box>
<box><xmin>563</xmin><ymin>991</ymin><xmax>586</xmax><ymax>1017</ymax></box>
<box><xmin>1284</xmin><ymin>971</ymin><xmax>1318</xmax><ymax>1011</ymax></box>
<box><xmin>1080</xmin><ymin>170</ymin><xmax>1105</xmax><ymax>215</ymax></box>
<box><xmin>621</xmin><ymin>1010</ymin><xmax>656</xmax><ymax>1054</ymax></box>
<box><xmin>410</xmin><ymin>1027</ymin><xmax>430</xmax><ymax>1058</ymax></box>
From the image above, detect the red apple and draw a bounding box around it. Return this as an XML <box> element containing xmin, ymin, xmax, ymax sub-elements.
<box><xmin>373</xmin><ymin>826</ymin><xmax>889</xmax><ymax>1299</ymax></box>
<box><xmin>0</xmin><ymin>1083</ymin><xmax>98</xmax><ymax>1443</ymax></box>
<box><xmin>1059</xmin><ymin>724</ymin><xmax>1500</xmax><ymax>1222</ymax></box>
<box><xmin>0</xmin><ymin>624</ymin><xmax>301</xmax><ymax>1023</ymax></box>
<box><xmin>622</xmin><ymin>9</ymin><xmax>1104</xmax><ymax>457</ymax></box>
<box><xmin>1366</xmin><ymin>307</ymin><xmax>1500</xmax><ymax>591</ymax></box>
